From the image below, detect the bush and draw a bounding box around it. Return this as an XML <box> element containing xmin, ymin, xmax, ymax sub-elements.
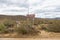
<box><xmin>3</xmin><ymin>20</ymin><xmax>14</xmax><ymax>28</ymax></box>
<box><xmin>46</xmin><ymin>21</ymin><xmax>60</xmax><ymax>33</ymax></box>
<box><xmin>0</xmin><ymin>24</ymin><xmax>6</xmax><ymax>33</ymax></box>
<box><xmin>0</xmin><ymin>20</ymin><xmax>15</xmax><ymax>34</ymax></box>
<box><xmin>40</xmin><ymin>26</ymin><xmax>47</xmax><ymax>30</ymax></box>
<box><xmin>3</xmin><ymin>21</ymin><xmax>14</xmax><ymax>33</ymax></box>
<box><xmin>16</xmin><ymin>23</ymin><xmax>39</xmax><ymax>35</ymax></box>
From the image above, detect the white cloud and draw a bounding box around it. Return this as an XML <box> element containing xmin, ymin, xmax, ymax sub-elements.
<box><xmin>0</xmin><ymin>0</ymin><xmax>60</xmax><ymax>18</ymax></box>
<box><xmin>0</xmin><ymin>0</ymin><xmax>28</xmax><ymax>15</ymax></box>
<box><xmin>30</xmin><ymin>0</ymin><xmax>60</xmax><ymax>18</ymax></box>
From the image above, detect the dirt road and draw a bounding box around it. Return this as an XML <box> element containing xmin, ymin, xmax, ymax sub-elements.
<box><xmin>0</xmin><ymin>38</ymin><xmax>60</xmax><ymax>40</ymax></box>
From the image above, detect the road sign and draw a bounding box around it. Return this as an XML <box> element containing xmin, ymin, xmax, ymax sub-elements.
<box><xmin>26</xmin><ymin>14</ymin><xmax>35</xmax><ymax>19</ymax></box>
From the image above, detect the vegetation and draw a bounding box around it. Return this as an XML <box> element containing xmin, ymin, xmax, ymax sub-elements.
<box><xmin>15</xmin><ymin>20</ymin><xmax>39</xmax><ymax>35</ymax></box>
<box><xmin>0</xmin><ymin>24</ymin><xmax>6</xmax><ymax>33</ymax></box>
<box><xmin>0</xmin><ymin>15</ymin><xmax>60</xmax><ymax>35</ymax></box>
<box><xmin>45</xmin><ymin>20</ymin><xmax>60</xmax><ymax>32</ymax></box>
<box><xmin>0</xmin><ymin>20</ymin><xmax>15</xmax><ymax>34</ymax></box>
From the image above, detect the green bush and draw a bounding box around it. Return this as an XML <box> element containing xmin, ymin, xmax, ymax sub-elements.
<box><xmin>3</xmin><ymin>21</ymin><xmax>14</xmax><ymax>33</ymax></box>
<box><xmin>0</xmin><ymin>24</ymin><xmax>5</xmax><ymax>33</ymax></box>
<box><xmin>0</xmin><ymin>23</ymin><xmax>13</xmax><ymax>33</ymax></box>
<box><xmin>0</xmin><ymin>20</ymin><xmax>15</xmax><ymax>34</ymax></box>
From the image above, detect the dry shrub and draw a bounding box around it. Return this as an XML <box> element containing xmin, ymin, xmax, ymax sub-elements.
<box><xmin>45</xmin><ymin>20</ymin><xmax>60</xmax><ymax>33</ymax></box>
<box><xmin>16</xmin><ymin>23</ymin><xmax>39</xmax><ymax>35</ymax></box>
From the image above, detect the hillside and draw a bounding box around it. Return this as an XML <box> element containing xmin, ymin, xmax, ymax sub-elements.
<box><xmin>0</xmin><ymin>15</ymin><xmax>27</xmax><ymax>21</ymax></box>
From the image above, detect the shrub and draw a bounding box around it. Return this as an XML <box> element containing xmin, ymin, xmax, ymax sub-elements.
<box><xmin>3</xmin><ymin>20</ymin><xmax>14</xmax><ymax>28</ymax></box>
<box><xmin>0</xmin><ymin>20</ymin><xmax>15</xmax><ymax>33</ymax></box>
<box><xmin>0</xmin><ymin>24</ymin><xmax>6</xmax><ymax>33</ymax></box>
<box><xmin>46</xmin><ymin>21</ymin><xmax>60</xmax><ymax>33</ymax></box>
<box><xmin>3</xmin><ymin>21</ymin><xmax>14</xmax><ymax>33</ymax></box>
<box><xmin>40</xmin><ymin>24</ymin><xmax>47</xmax><ymax>30</ymax></box>
<box><xmin>16</xmin><ymin>23</ymin><xmax>39</xmax><ymax>35</ymax></box>
<box><xmin>0</xmin><ymin>23</ymin><xmax>14</xmax><ymax>33</ymax></box>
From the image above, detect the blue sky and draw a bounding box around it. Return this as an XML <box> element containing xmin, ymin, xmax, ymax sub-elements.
<box><xmin>0</xmin><ymin>0</ymin><xmax>60</xmax><ymax>18</ymax></box>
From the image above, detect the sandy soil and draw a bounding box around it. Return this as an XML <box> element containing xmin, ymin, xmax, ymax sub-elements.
<box><xmin>0</xmin><ymin>38</ymin><xmax>60</xmax><ymax>40</ymax></box>
<box><xmin>0</xmin><ymin>30</ymin><xmax>60</xmax><ymax>38</ymax></box>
